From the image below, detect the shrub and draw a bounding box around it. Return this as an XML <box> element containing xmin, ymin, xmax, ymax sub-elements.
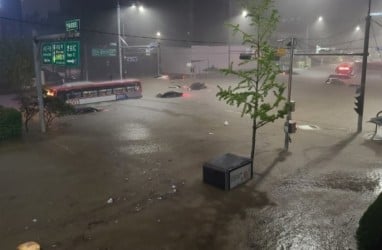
<box><xmin>0</xmin><ymin>106</ymin><xmax>22</xmax><ymax>140</ymax></box>
<box><xmin>356</xmin><ymin>192</ymin><xmax>382</xmax><ymax>250</ymax></box>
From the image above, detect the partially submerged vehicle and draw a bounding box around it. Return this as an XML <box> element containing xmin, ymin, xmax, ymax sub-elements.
<box><xmin>188</xmin><ymin>82</ymin><xmax>207</xmax><ymax>90</ymax></box>
<box><xmin>156</xmin><ymin>91</ymin><xmax>183</xmax><ymax>98</ymax></box>
<box><xmin>324</xmin><ymin>62</ymin><xmax>361</xmax><ymax>86</ymax></box>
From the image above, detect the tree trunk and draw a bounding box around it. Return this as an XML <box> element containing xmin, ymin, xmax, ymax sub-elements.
<box><xmin>24</xmin><ymin>119</ymin><xmax>29</xmax><ymax>133</ymax></box>
<box><xmin>250</xmin><ymin>118</ymin><xmax>257</xmax><ymax>178</ymax></box>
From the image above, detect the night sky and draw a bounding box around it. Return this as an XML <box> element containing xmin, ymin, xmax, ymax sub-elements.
<box><xmin>22</xmin><ymin>0</ymin><xmax>59</xmax><ymax>17</ymax></box>
<box><xmin>18</xmin><ymin>0</ymin><xmax>382</xmax><ymax>49</ymax></box>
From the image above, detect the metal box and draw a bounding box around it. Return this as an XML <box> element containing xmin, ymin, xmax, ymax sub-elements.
<box><xmin>203</xmin><ymin>153</ymin><xmax>252</xmax><ymax>190</ymax></box>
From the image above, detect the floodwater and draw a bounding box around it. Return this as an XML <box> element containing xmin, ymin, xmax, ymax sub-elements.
<box><xmin>1</xmin><ymin>72</ymin><xmax>382</xmax><ymax>249</ymax></box>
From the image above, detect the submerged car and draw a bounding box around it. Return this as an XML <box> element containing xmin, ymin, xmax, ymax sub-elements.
<box><xmin>325</xmin><ymin>62</ymin><xmax>361</xmax><ymax>86</ymax></box>
<box><xmin>325</xmin><ymin>74</ymin><xmax>360</xmax><ymax>86</ymax></box>
<box><xmin>188</xmin><ymin>82</ymin><xmax>207</xmax><ymax>90</ymax></box>
<box><xmin>156</xmin><ymin>91</ymin><xmax>183</xmax><ymax>98</ymax></box>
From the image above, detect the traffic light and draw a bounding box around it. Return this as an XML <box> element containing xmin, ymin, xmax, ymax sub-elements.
<box><xmin>354</xmin><ymin>94</ymin><xmax>364</xmax><ymax>115</ymax></box>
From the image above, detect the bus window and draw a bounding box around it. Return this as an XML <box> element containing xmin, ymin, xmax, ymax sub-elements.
<box><xmin>67</xmin><ymin>91</ymin><xmax>82</xmax><ymax>99</ymax></box>
<box><xmin>99</xmin><ymin>88</ymin><xmax>113</xmax><ymax>96</ymax></box>
<box><xmin>113</xmin><ymin>87</ymin><xmax>125</xmax><ymax>94</ymax></box>
<box><xmin>83</xmin><ymin>90</ymin><xmax>98</xmax><ymax>98</ymax></box>
<box><xmin>135</xmin><ymin>82</ymin><xmax>141</xmax><ymax>91</ymax></box>
<box><xmin>126</xmin><ymin>85</ymin><xmax>136</xmax><ymax>92</ymax></box>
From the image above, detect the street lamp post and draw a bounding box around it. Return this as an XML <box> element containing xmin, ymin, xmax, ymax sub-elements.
<box><xmin>117</xmin><ymin>1</ymin><xmax>123</xmax><ymax>80</ymax></box>
<box><xmin>305</xmin><ymin>16</ymin><xmax>323</xmax><ymax>66</ymax></box>
<box><xmin>227</xmin><ymin>0</ymin><xmax>231</xmax><ymax>68</ymax></box>
<box><xmin>357</xmin><ymin>0</ymin><xmax>372</xmax><ymax>132</ymax></box>
<box><xmin>284</xmin><ymin>37</ymin><xmax>295</xmax><ymax>151</ymax></box>
<box><xmin>156</xmin><ymin>31</ymin><xmax>161</xmax><ymax>76</ymax></box>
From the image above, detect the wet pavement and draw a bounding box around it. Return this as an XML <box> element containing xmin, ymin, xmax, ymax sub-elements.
<box><xmin>1</xmin><ymin>70</ymin><xmax>382</xmax><ymax>249</ymax></box>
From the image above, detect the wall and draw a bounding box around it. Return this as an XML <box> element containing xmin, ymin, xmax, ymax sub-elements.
<box><xmin>160</xmin><ymin>45</ymin><xmax>257</xmax><ymax>75</ymax></box>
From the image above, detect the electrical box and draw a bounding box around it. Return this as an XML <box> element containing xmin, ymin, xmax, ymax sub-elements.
<box><xmin>290</xmin><ymin>100</ymin><xmax>296</xmax><ymax>112</ymax></box>
<box><xmin>203</xmin><ymin>153</ymin><xmax>252</xmax><ymax>190</ymax></box>
<box><xmin>239</xmin><ymin>53</ymin><xmax>252</xmax><ymax>60</ymax></box>
<box><xmin>288</xmin><ymin>120</ymin><xmax>297</xmax><ymax>133</ymax></box>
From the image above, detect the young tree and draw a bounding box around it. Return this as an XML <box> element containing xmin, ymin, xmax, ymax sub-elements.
<box><xmin>19</xmin><ymin>95</ymin><xmax>39</xmax><ymax>132</ymax></box>
<box><xmin>19</xmin><ymin>94</ymin><xmax>74</xmax><ymax>132</ymax></box>
<box><xmin>43</xmin><ymin>96</ymin><xmax>75</xmax><ymax>129</ymax></box>
<box><xmin>217</xmin><ymin>0</ymin><xmax>288</xmax><ymax>169</ymax></box>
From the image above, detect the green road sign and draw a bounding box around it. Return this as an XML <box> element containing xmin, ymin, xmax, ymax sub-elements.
<box><xmin>41</xmin><ymin>41</ymin><xmax>80</xmax><ymax>66</ymax></box>
<box><xmin>42</xmin><ymin>43</ymin><xmax>53</xmax><ymax>64</ymax></box>
<box><xmin>66</xmin><ymin>19</ymin><xmax>80</xmax><ymax>32</ymax></box>
<box><xmin>52</xmin><ymin>42</ymin><xmax>65</xmax><ymax>65</ymax></box>
<box><xmin>91</xmin><ymin>48</ymin><xmax>117</xmax><ymax>57</ymax></box>
<box><xmin>65</xmin><ymin>41</ymin><xmax>80</xmax><ymax>66</ymax></box>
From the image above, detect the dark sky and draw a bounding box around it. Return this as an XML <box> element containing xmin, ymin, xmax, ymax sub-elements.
<box><xmin>22</xmin><ymin>0</ymin><xmax>59</xmax><ymax>17</ymax></box>
<box><xmin>19</xmin><ymin>0</ymin><xmax>382</xmax><ymax>49</ymax></box>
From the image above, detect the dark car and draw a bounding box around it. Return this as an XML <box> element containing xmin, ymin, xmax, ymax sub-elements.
<box><xmin>188</xmin><ymin>82</ymin><xmax>207</xmax><ymax>90</ymax></box>
<box><xmin>156</xmin><ymin>91</ymin><xmax>183</xmax><ymax>98</ymax></box>
<box><xmin>325</xmin><ymin>74</ymin><xmax>359</xmax><ymax>86</ymax></box>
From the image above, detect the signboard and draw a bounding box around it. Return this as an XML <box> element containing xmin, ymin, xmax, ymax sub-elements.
<box><xmin>52</xmin><ymin>42</ymin><xmax>65</xmax><ymax>65</ymax></box>
<box><xmin>41</xmin><ymin>41</ymin><xmax>80</xmax><ymax>66</ymax></box>
<box><xmin>65</xmin><ymin>41</ymin><xmax>80</xmax><ymax>66</ymax></box>
<box><xmin>145</xmin><ymin>48</ymin><xmax>151</xmax><ymax>56</ymax></box>
<box><xmin>42</xmin><ymin>43</ymin><xmax>53</xmax><ymax>64</ymax></box>
<box><xmin>91</xmin><ymin>48</ymin><xmax>117</xmax><ymax>57</ymax></box>
<box><xmin>66</xmin><ymin>19</ymin><xmax>80</xmax><ymax>32</ymax></box>
<box><xmin>277</xmin><ymin>48</ymin><xmax>287</xmax><ymax>57</ymax></box>
<box><xmin>229</xmin><ymin>164</ymin><xmax>251</xmax><ymax>189</ymax></box>
<box><xmin>126</xmin><ymin>56</ymin><xmax>138</xmax><ymax>62</ymax></box>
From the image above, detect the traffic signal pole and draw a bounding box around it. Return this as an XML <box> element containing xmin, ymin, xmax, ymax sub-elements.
<box><xmin>284</xmin><ymin>37</ymin><xmax>295</xmax><ymax>151</ymax></box>
<box><xmin>357</xmin><ymin>0</ymin><xmax>372</xmax><ymax>133</ymax></box>
<box><xmin>32</xmin><ymin>32</ymin><xmax>67</xmax><ymax>133</ymax></box>
<box><xmin>117</xmin><ymin>1</ymin><xmax>123</xmax><ymax>80</ymax></box>
<box><xmin>32</xmin><ymin>33</ymin><xmax>46</xmax><ymax>133</ymax></box>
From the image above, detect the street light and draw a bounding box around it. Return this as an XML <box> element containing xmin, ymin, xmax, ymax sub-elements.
<box><xmin>306</xmin><ymin>16</ymin><xmax>324</xmax><ymax>49</ymax></box>
<box><xmin>118</xmin><ymin>1</ymin><xmax>122</xmax><ymax>79</ymax></box>
<box><xmin>155</xmin><ymin>32</ymin><xmax>161</xmax><ymax>76</ymax></box>
<box><xmin>227</xmin><ymin>5</ymin><xmax>250</xmax><ymax>68</ymax></box>
<box><xmin>118</xmin><ymin>2</ymin><xmax>146</xmax><ymax>79</ymax></box>
<box><xmin>355</xmin><ymin>25</ymin><xmax>361</xmax><ymax>31</ymax></box>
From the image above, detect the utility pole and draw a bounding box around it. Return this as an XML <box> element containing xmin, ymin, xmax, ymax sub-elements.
<box><xmin>284</xmin><ymin>37</ymin><xmax>295</xmax><ymax>151</ymax></box>
<box><xmin>357</xmin><ymin>0</ymin><xmax>372</xmax><ymax>132</ymax></box>
<box><xmin>227</xmin><ymin>0</ymin><xmax>231</xmax><ymax>68</ymax></box>
<box><xmin>32</xmin><ymin>32</ymin><xmax>46</xmax><ymax>133</ymax></box>
<box><xmin>157</xmin><ymin>42</ymin><xmax>161</xmax><ymax>76</ymax></box>
<box><xmin>117</xmin><ymin>1</ymin><xmax>123</xmax><ymax>80</ymax></box>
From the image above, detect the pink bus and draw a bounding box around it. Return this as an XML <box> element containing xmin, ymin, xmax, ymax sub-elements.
<box><xmin>45</xmin><ymin>79</ymin><xmax>142</xmax><ymax>105</ymax></box>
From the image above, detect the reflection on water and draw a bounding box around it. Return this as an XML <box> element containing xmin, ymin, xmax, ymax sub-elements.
<box><xmin>119</xmin><ymin>143</ymin><xmax>170</xmax><ymax>155</ymax></box>
<box><xmin>119</xmin><ymin>123</ymin><xmax>150</xmax><ymax>141</ymax></box>
<box><xmin>367</xmin><ymin>168</ymin><xmax>382</xmax><ymax>195</ymax></box>
<box><xmin>277</xmin><ymin>232</ymin><xmax>321</xmax><ymax>250</ymax></box>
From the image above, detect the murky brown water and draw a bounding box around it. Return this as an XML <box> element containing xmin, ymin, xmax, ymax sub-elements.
<box><xmin>1</xmin><ymin>76</ymin><xmax>382</xmax><ymax>249</ymax></box>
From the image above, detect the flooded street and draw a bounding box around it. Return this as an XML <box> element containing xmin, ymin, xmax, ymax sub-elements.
<box><xmin>1</xmin><ymin>70</ymin><xmax>382</xmax><ymax>249</ymax></box>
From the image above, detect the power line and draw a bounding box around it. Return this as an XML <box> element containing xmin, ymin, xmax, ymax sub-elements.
<box><xmin>0</xmin><ymin>15</ymin><xmax>226</xmax><ymax>45</ymax></box>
